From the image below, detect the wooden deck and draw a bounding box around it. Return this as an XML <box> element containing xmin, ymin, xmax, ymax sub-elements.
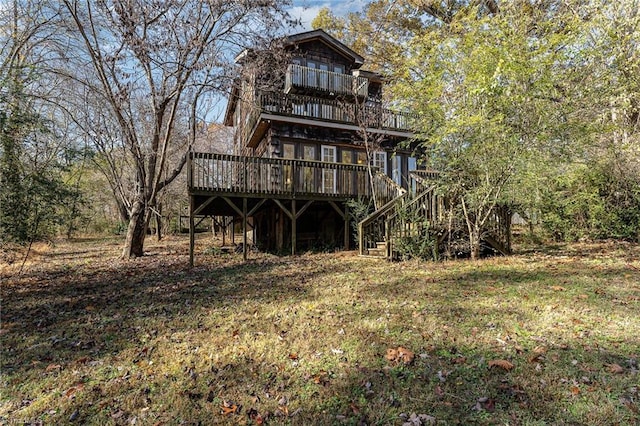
<box><xmin>187</xmin><ymin>152</ymin><xmax>405</xmax><ymax>264</ymax></box>
<box><xmin>188</xmin><ymin>152</ymin><xmax>402</xmax><ymax>204</ymax></box>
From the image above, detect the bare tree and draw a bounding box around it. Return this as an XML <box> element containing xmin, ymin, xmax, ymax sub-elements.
<box><xmin>54</xmin><ymin>0</ymin><xmax>293</xmax><ymax>258</ymax></box>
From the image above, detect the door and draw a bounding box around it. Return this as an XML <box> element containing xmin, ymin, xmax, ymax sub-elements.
<box><xmin>408</xmin><ymin>156</ymin><xmax>417</xmax><ymax>193</ymax></box>
<box><xmin>321</xmin><ymin>145</ymin><xmax>337</xmax><ymax>194</ymax></box>
<box><xmin>333</xmin><ymin>65</ymin><xmax>345</xmax><ymax>93</ymax></box>
<box><xmin>319</xmin><ymin>63</ymin><xmax>329</xmax><ymax>91</ymax></box>
<box><xmin>392</xmin><ymin>154</ymin><xmax>403</xmax><ymax>186</ymax></box>
<box><xmin>306</xmin><ymin>60</ymin><xmax>317</xmax><ymax>89</ymax></box>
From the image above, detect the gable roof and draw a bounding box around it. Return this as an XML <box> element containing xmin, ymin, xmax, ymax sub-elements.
<box><xmin>284</xmin><ymin>29</ymin><xmax>364</xmax><ymax>69</ymax></box>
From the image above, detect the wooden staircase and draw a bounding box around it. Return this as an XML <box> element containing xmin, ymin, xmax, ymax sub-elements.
<box><xmin>358</xmin><ymin>172</ymin><xmax>511</xmax><ymax>260</ymax></box>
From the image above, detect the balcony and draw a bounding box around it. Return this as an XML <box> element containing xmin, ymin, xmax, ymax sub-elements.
<box><xmin>285</xmin><ymin>64</ymin><xmax>369</xmax><ymax>98</ymax></box>
<box><xmin>241</xmin><ymin>91</ymin><xmax>416</xmax><ymax>148</ymax></box>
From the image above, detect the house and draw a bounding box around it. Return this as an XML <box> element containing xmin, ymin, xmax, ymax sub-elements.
<box><xmin>186</xmin><ymin>29</ymin><xmax>511</xmax><ymax>264</ymax></box>
<box><xmin>187</xmin><ymin>29</ymin><xmax>427</xmax><ymax>261</ymax></box>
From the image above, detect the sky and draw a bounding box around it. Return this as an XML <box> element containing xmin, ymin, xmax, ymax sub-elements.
<box><xmin>288</xmin><ymin>0</ymin><xmax>367</xmax><ymax>30</ymax></box>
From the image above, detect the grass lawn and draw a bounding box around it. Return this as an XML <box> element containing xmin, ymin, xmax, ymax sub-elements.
<box><xmin>1</xmin><ymin>235</ymin><xmax>639</xmax><ymax>425</ymax></box>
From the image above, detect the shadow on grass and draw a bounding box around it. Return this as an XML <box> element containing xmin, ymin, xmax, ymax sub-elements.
<box><xmin>1</xmin><ymin>241</ymin><xmax>638</xmax><ymax>424</ymax></box>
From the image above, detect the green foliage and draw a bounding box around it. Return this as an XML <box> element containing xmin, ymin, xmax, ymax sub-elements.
<box><xmin>0</xmin><ymin>65</ymin><xmax>82</xmax><ymax>243</ymax></box>
<box><xmin>392</xmin><ymin>201</ymin><xmax>438</xmax><ymax>261</ymax></box>
<box><xmin>319</xmin><ymin>0</ymin><xmax>639</xmax><ymax>247</ymax></box>
<box><xmin>346</xmin><ymin>197</ymin><xmax>373</xmax><ymax>248</ymax></box>
<box><xmin>541</xmin><ymin>164</ymin><xmax>640</xmax><ymax>242</ymax></box>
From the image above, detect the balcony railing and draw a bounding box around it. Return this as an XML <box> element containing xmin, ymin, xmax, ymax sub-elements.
<box><xmin>188</xmin><ymin>152</ymin><xmax>405</xmax><ymax>202</ymax></box>
<box><xmin>240</xmin><ymin>91</ymin><xmax>415</xmax><ymax>149</ymax></box>
<box><xmin>285</xmin><ymin>64</ymin><xmax>368</xmax><ymax>97</ymax></box>
<box><xmin>258</xmin><ymin>91</ymin><xmax>414</xmax><ymax>130</ymax></box>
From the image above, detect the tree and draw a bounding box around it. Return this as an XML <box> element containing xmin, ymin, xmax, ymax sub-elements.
<box><xmin>391</xmin><ymin>2</ymin><xmax>584</xmax><ymax>258</ymax></box>
<box><xmin>317</xmin><ymin>0</ymin><xmax>640</xmax><ymax>251</ymax></box>
<box><xmin>1</xmin><ymin>0</ymin><xmax>81</xmax><ymax>244</ymax></box>
<box><xmin>54</xmin><ymin>0</ymin><xmax>293</xmax><ymax>258</ymax></box>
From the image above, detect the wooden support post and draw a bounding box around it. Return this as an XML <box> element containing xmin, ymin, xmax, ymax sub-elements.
<box><xmin>291</xmin><ymin>199</ymin><xmax>296</xmax><ymax>255</ymax></box>
<box><xmin>243</xmin><ymin>198</ymin><xmax>248</xmax><ymax>261</ymax></box>
<box><xmin>189</xmin><ymin>196</ymin><xmax>195</xmax><ymax>268</ymax></box>
<box><xmin>344</xmin><ymin>203</ymin><xmax>350</xmax><ymax>250</ymax></box>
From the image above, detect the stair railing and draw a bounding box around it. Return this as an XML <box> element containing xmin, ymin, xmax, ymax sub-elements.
<box><xmin>384</xmin><ymin>185</ymin><xmax>444</xmax><ymax>259</ymax></box>
<box><xmin>358</xmin><ymin>190</ymin><xmax>411</xmax><ymax>255</ymax></box>
<box><xmin>371</xmin><ymin>171</ymin><xmax>405</xmax><ymax>209</ymax></box>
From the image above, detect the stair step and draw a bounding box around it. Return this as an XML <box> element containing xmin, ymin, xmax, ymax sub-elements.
<box><xmin>366</xmin><ymin>247</ymin><xmax>386</xmax><ymax>257</ymax></box>
<box><xmin>376</xmin><ymin>241</ymin><xmax>387</xmax><ymax>249</ymax></box>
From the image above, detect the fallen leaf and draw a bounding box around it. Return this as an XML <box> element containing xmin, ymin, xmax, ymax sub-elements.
<box><xmin>45</xmin><ymin>364</ymin><xmax>61</xmax><ymax>372</ymax></box>
<box><xmin>385</xmin><ymin>348</ymin><xmax>398</xmax><ymax>362</ymax></box>
<box><xmin>533</xmin><ymin>346</ymin><xmax>547</xmax><ymax>355</ymax></box>
<box><xmin>620</xmin><ymin>397</ymin><xmax>639</xmax><ymax>414</ymax></box>
<box><xmin>111</xmin><ymin>410</ymin><xmax>125</xmax><ymax>419</ymax></box>
<box><xmin>312</xmin><ymin>370</ymin><xmax>328</xmax><ymax>385</ymax></box>
<box><xmin>247</xmin><ymin>408</ymin><xmax>264</xmax><ymax>424</ymax></box>
<box><xmin>434</xmin><ymin>385</ymin><xmax>444</xmax><ymax>397</ymax></box>
<box><xmin>288</xmin><ymin>353</ymin><xmax>298</xmax><ymax>360</ymax></box>
<box><xmin>551</xmin><ymin>286</ymin><xmax>566</xmax><ymax>291</ymax></box>
<box><xmin>65</xmin><ymin>384</ymin><xmax>84</xmax><ymax>398</ymax></box>
<box><xmin>386</xmin><ymin>346</ymin><xmax>414</xmax><ymax>365</ymax></box>
<box><xmin>221</xmin><ymin>401</ymin><xmax>239</xmax><ymax>415</ymax></box>
<box><xmin>528</xmin><ymin>353</ymin><xmax>544</xmax><ymax>363</ymax></box>
<box><xmin>277</xmin><ymin>405</ymin><xmax>289</xmax><ymax>417</ymax></box>
<box><xmin>397</xmin><ymin>347</ymin><xmax>415</xmax><ymax>364</ymax></box>
<box><xmin>570</xmin><ymin>385</ymin><xmax>580</xmax><ymax>395</ymax></box>
<box><xmin>606</xmin><ymin>363</ymin><xmax>624</xmax><ymax>374</ymax></box>
<box><xmin>74</xmin><ymin>356</ymin><xmax>90</xmax><ymax>365</ymax></box>
<box><xmin>69</xmin><ymin>409</ymin><xmax>79</xmax><ymax>422</ymax></box>
<box><xmin>488</xmin><ymin>359</ymin><xmax>514</xmax><ymax>371</ymax></box>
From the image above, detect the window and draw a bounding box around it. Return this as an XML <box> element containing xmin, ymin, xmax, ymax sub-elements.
<box><xmin>341</xmin><ymin>149</ymin><xmax>353</xmax><ymax>194</ymax></box>
<box><xmin>302</xmin><ymin>145</ymin><xmax>316</xmax><ymax>160</ymax></box>
<box><xmin>373</xmin><ymin>151</ymin><xmax>387</xmax><ymax>175</ymax></box>
<box><xmin>282</xmin><ymin>143</ymin><xmax>295</xmax><ymax>159</ymax></box>
<box><xmin>321</xmin><ymin>145</ymin><xmax>337</xmax><ymax>193</ymax></box>
<box><xmin>301</xmin><ymin>145</ymin><xmax>316</xmax><ymax>193</ymax></box>
<box><xmin>282</xmin><ymin>143</ymin><xmax>295</xmax><ymax>189</ymax></box>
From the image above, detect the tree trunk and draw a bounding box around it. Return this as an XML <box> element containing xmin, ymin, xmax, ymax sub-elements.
<box><xmin>469</xmin><ymin>227</ymin><xmax>481</xmax><ymax>261</ymax></box>
<box><xmin>116</xmin><ymin>198</ymin><xmax>130</xmax><ymax>224</ymax></box>
<box><xmin>122</xmin><ymin>196</ymin><xmax>147</xmax><ymax>258</ymax></box>
<box><xmin>155</xmin><ymin>203</ymin><xmax>162</xmax><ymax>241</ymax></box>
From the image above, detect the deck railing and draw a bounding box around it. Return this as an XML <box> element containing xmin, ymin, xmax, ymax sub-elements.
<box><xmin>258</xmin><ymin>91</ymin><xmax>415</xmax><ymax>131</ymax></box>
<box><xmin>285</xmin><ymin>64</ymin><xmax>369</xmax><ymax>97</ymax></box>
<box><xmin>240</xmin><ymin>91</ymin><xmax>416</xmax><ymax>148</ymax></box>
<box><xmin>189</xmin><ymin>152</ymin><xmax>404</xmax><ymax>201</ymax></box>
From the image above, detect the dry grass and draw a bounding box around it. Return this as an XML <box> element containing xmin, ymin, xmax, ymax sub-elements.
<box><xmin>1</xmin><ymin>235</ymin><xmax>639</xmax><ymax>425</ymax></box>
